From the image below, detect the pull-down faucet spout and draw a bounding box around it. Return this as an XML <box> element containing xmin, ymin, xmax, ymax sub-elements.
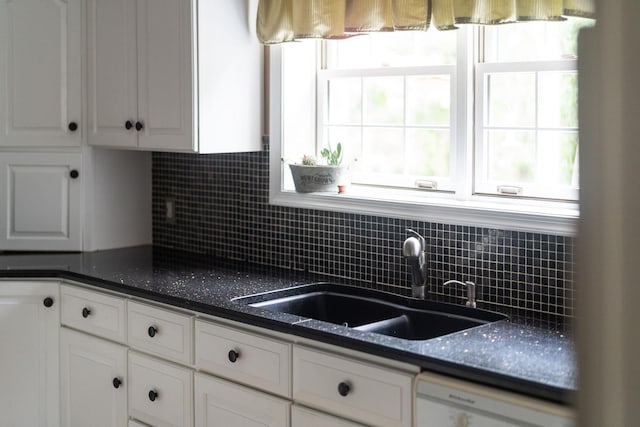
<box><xmin>403</xmin><ymin>229</ymin><xmax>428</xmax><ymax>298</ymax></box>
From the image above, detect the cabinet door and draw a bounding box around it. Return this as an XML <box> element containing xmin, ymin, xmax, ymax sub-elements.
<box><xmin>60</xmin><ymin>328</ymin><xmax>128</xmax><ymax>427</ymax></box>
<box><xmin>194</xmin><ymin>372</ymin><xmax>290</xmax><ymax>427</ymax></box>
<box><xmin>0</xmin><ymin>0</ymin><xmax>81</xmax><ymax>147</ymax></box>
<box><xmin>129</xmin><ymin>352</ymin><xmax>193</xmax><ymax>427</ymax></box>
<box><xmin>87</xmin><ymin>0</ymin><xmax>138</xmax><ymax>148</ymax></box>
<box><xmin>136</xmin><ymin>0</ymin><xmax>193</xmax><ymax>151</ymax></box>
<box><xmin>0</xmin><ymin>281</ymin><xmax>60</xmax><ymax>427</ymax></box>
<box><xmin>0</xmin><ymin>153</ymin><xmax>82</xmax><ymax>251</ymax></box>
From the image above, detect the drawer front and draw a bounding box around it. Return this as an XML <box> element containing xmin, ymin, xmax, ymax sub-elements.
<box><xmin>292</xmin><ymin>346</ymin><xmax>413</xmax><ymax>427</ymax></box>
<box><xmin>128</xmin><ymin>301</ymin><xmax>193</xmax><ymax>364</ymax></box>
<box><xmin>292</xmin><ymin>405</ymin><xmax>366</xmax><ymax>427</ymax></box>
<box><xmin>129</xmin><ymin>352</ymin><xmax>193</xmax><ymax>427</ymax></box>
<box><xmin>194</xmin><ymin>372</ymin><xmax>290</xmax><ymax>427</ymax></box>
<box><xmin>61</xmin><ymin>285</ymin><xmax>126</xmax><ymax>343</ymax></box>
<box><xmin>195</xmin><ymin>320</ymin><xmax>291</xmax><ymax>397</ymax></box>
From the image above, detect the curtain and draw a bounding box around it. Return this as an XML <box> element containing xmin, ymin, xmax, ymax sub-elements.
<box><xmin>257</xmin><ymin>0</ymin><xmax>595</xmax><ymax>43</ymax></box>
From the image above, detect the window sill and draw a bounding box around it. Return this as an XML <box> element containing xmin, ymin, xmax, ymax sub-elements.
<box><xmin>269</xmin><ymin>185</ymin><xmax>578</xmax><ymax>236</ymax></box>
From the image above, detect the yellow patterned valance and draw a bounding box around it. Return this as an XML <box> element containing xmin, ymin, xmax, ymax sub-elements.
<box><xmin>257</xmin><ymin>0</ymin><xmax>595</xmax><ymax>43</ymax></box>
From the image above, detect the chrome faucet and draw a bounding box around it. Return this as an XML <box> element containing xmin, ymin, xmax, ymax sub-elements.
<box><xmin>443</xmin><ymin>280</ymin><xmax>477</xmax><ymax>308</ymax></box>
<box><xmin>403</xmin><ymin>229</ymin><xmax>428</xmax><ymax>298</ymax></box>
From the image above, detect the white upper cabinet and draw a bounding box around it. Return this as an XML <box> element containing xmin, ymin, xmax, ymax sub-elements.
<box><xmin>0</xmin><ymin>0</ymin><xmax>82</xmax><ymax>147</ymax></box>
<box><xmin>88</xmin><ymin>0</ymin><xmax>262</xmax><ymax>153</ymax></box>
<box><xmin>0</xmin><ymin>153</ymin><xmax>82</xmax><ymax>251</ymax></box>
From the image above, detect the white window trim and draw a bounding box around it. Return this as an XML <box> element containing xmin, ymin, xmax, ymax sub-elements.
<box><xmin>268</xmin><ymin>40</ymin><xmax>579</xmax><ymax>236</ymax></box>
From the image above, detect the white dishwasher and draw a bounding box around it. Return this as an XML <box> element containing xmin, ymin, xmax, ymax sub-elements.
<box><xmin>415</xmin><ymin>372</ymin><xmax>574</xmax><ymax>427</ymax></box>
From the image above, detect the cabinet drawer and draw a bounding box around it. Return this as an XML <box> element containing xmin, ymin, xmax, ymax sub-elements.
<box><xmin>292</xmin><ymin>405</ymin><xmax>366</xmax><ymax>427</ymax></box>
<box><xmin>293</xmin><ymin>346</ymin><xmax>413</xmax><ymax>427</ymax></box>
<box><xmin>195</xmin><ymin>319</ymin><xmax>291</xmax><ymax>397</ymax></box>
<box><xmin>128</xmin><ymin>301</ymin><xmax>193</xmax><ymax>364</ymax></box>
<box><xmin>61</xmin><ymin>285</ymin><xmax>126</xmax><ymax>343</ymax></box>
<box><xmin>194</xmin><ymin>372</ymin><xmax>290</xmax><ymax>427</ymax></box>
<box><xmin>129</xmin><ymin>352</ymin><xmax>193</xmax><ymax>427</ymax></box>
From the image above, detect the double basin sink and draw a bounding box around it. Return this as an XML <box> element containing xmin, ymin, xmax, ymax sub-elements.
<box><xmin>233</xmin><ymin>283</ymin><xmax>507</xmax><ymax>341</ymax></box>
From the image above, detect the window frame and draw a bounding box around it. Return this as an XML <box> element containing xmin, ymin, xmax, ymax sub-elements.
<box><xmin>268</xmin><ymin>28</ymin><xmax>579</xmax><ymax>236</ymax></box>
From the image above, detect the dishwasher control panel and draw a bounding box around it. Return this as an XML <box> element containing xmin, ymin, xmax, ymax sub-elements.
<box><xmin>415</xmin><ymin>372</ymin><xmax>574</xmax><ymax>427</ymax></box>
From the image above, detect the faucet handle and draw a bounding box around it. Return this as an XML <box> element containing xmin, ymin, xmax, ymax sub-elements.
<box><xmin>406</xmin><ymin>229</ymin><xmax>425</xmax><ymax>249</ymax></box>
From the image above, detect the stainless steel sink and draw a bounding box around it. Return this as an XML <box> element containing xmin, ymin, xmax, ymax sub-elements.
<box><xmin>233</xmin><ymin>283</ymin><xmax>507</xmax><ymax>341</ymax></box>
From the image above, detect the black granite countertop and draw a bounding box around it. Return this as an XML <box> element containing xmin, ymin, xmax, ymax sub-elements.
<box><xmin>0</xmin><ymin>245</ymin><xmax>576</xmax><ymax>405</ymax></box>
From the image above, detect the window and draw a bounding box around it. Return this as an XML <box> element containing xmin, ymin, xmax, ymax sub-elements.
<box><xmin>269</xmin><ymin>19</ymin><xmax>593</xmax><ymax>234</ymax></box>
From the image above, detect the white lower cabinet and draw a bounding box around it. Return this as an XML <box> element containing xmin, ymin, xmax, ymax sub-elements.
<box><xmin>194</xmin><ymin>372</ymin><xmax>290</xmax><ymax>427</ymax></box>
<box><xmin>0</xmin><ymin>281</ymin><xmax>60</xmax><ymax>427</ymax></box>
<box><xmin>291</xmin><ymin>405</ymin><xmax>366</xmax><ymax>427</ymax></box>
<box><xmin>128</xmin><ymin>351</ymin><xmax>193</xmax><ymax>427</ymax></box>
<box><xmin>60</xmin><ymin>328</ymin><xmax>128</xmax><ymax>427</ymax></box>
<box><xmin>1</xmin><ymin>280</ymin><xmax>419</xmax><ymax>427</ymax></box>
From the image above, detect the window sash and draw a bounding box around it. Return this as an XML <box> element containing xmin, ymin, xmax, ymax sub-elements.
<box><xmin>474</xmin><ymin>60</ymin><xmax>580</xmax><ymax>201</ymax></box>
<box><xmin>318</xmin><ymin>66</ymin><xmax>458</xmax><ymax>191</ymax></box>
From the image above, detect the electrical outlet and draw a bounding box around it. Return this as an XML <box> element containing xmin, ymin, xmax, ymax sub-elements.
<box><xmin>165</xmin><ymin>198</ymin><xmax>176</xmax><ymax>224</ymax></box>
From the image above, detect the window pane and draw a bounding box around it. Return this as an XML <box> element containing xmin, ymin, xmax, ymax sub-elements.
<box><xmin>538</xmin><ymin>72</ymin><xmax>578</xmax><ymax>128</ymax></box>
<box><xmin>325</xmin><ymin>126</ymin><xmax>362</xmax><ymax>164</ymax></box>
<box><xmin>327</xmin><ymin>78</ymin><xmax>362</xmax><ymax>124</ymax></box>
<box><xmin>327</xmin><ymin>28</ymin><xmax>456</xmax><ymax>69</ymax></box>
<box><xmin>363</xmin><ymin>76</ymin><xmax>404</xmax><ymax>125</ymax></box>
<box><xmin>485</xmin><ymin>18</ymin><xmax>594</xmax><ymax>62</ymax></box>
<box><xmin>487</xmin><ymin>73</ymin><xmax>536</xmax><ymax>127</ymax></box>
<box><xmin>486</xmin><ymin>130</ymin><xmax>536</xmax><ymax>183</ymax></box>
<box><xmin>406</xmin><ymin>75</ymin><xmax>450</xmax><ymax>126</ymax></box>
<box><xmin>361</xmin><ymin>128</ymin><xmax>404</xmax><ymax>174</ymax></box>
<box><xmin>538</xmin><ymin>131</ymin><xmax>579</xmax><ymax>186</ymax></box>
<box><xmin>406</xmin><ymin>129</ymin><xmax>450</xmax><ymax>177</ymax></box>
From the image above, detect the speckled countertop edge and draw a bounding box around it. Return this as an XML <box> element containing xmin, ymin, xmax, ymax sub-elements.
<box><xmin>0</xmin><ymin>245</ymin><xmax>576</xmax><ymax>405</ymax></box>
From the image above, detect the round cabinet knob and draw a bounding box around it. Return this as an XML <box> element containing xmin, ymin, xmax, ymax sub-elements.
<box><xmin>228</xmin><ymin>350</ymin><xmax>240</xmax><ymax>363</ymax></box>
<box><xmin>70</xmin><ymin>169</ymin><xmax>79</xmax><ymax>179</ymax></box>
<box><xmin>337</xmin><ymin>381</ymin><xmax>351</xmax><ymax>397</ymax></box>
<box><xmin>43</xmin><ymin>297</ymin><xmax>54</xmax><ymax>308</ymax></box>
<box><xmin>81</xmin><ymin>307</ymin><xmax>91</xmax><ymax>318</ymax></box>
<box><xmin>147</xmin><ymin>326</ymin><xmax>158</xmax><ymax>338</ymax></box>
<box><xmin>135</xmin><ymin>121</ymin><xmax>144</xmax><ymax>131</ymax></box>
<box><xmin>455</xmin><ymin>413</ymin><xmax>469</xmax><ymax>427</ymax></box>
<box><xmin>68</xmin><ymin>122</ymin><xmax>78</xmax><ymax>132</ymax></box>
<box><xmin>148</xmin><ymin>390</ymin><xmax>158</xmax><ymax>402</ymax></box>
<box><xmin>125</xmin><ymin>120</ymin><xmax>134</xmax><ymax>130</ymax></box>
<box><xmin>112</xmin><ymin>377</ymin><xmax>122</xmax><ymax>389</ymax></box>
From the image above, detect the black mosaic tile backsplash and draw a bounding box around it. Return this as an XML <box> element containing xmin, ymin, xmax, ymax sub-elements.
<box><xmin>152</xmin><ymin>149</ymin><xmax>575</xmax><ymax>330</ymax></box>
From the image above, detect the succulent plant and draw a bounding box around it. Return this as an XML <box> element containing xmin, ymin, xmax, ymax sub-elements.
<box><xmin>320</xmin><ymin>142</ymin><xmax>343</xmax><ymax>166</ymax></box>
<box><xmin>301</xmin><ymin>155</ymin><xmax>317</xmax><ymax>166</ymax></box>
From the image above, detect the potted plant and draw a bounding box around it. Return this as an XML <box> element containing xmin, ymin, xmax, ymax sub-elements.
<box><xmin>289</xmin><ymin>143</ymin><xmax>350</xmax><ymax>193</ymax></box>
